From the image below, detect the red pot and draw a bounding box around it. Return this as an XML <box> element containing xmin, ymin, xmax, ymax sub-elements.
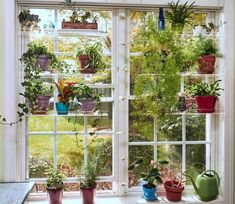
<box><xmin>197</xmin><ymin>55</ymin><xmax>216</xmax><ymax>74</ymax></box>
<box><xmin>195</xmin><ymin>96</ymin><xmax>217</xmax><ymax>113</ymax></box>
<box><xmin>47</xmin><ymin>188</ymin><xmax>63</xmax><ymax>204</ymax></box>
<box><xmin>80</xmin><ymin>185</ymin><xmax>96</xmax><ymax>204</ymax></box>
<box><xmin>164</xmin><ymin>180</ymin><xmax>184</xmax><ymax>202</ymax></box>
<box><xmin>78</xmin><ymin>55</ymin><xmax>96</xmax><ymax>74</ymax></box>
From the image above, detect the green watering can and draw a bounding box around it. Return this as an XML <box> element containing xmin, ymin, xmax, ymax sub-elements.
<box><xmin>186</xmin><ymin>170</ymin><xmax>220</xmax><ymax>201</ymax></box>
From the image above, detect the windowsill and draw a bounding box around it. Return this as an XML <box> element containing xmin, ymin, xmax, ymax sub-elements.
<box><xmin>26</xmin><ymin>191</ymin><xmax>224</xmax><ymax>204</ymax></box>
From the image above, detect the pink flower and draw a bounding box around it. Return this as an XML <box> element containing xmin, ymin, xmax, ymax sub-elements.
<box><xmin>151</xmin><ymin>160</ymin><xmax>157</xmax><ymax>165</ymax></box>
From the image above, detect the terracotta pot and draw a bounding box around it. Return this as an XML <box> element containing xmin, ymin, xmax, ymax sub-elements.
<box><xmin>198</xmin><ymin>55</ymin><xmax>216</xmax><ymax>74</ymax></box>
<box><xmin>80</xmin><ymin>184</ymin><xmax>96</xmax><ymax>204</ymax></box>
<box><xmin>62</xmin><ymin>20</ymin><xmax>98</xmax><ymax>30</ymax></box>
<box><xmin>38</xmin><ymin>55</ymin><xmax>49</xmax><ymax>71</ymax></box>
<box><xmin>164</xmin><ymin>180</ymin><xmax>184</xmax><ymax>202</ymax></box>
<box><xmin>78</xmin><ymin>55</ymin><xmax>96</xmax><ymax>74</ymax></box>
<box><xmin>47</xmin><ymin>188</ymin><xmax>63</xmax><ymax>204</ymax></box>
<box><xmin>195</xmin><ymin>96</ymin><xmax>217</xmax><ymax>113</ymax></box>
<box><xmin>37</xmin><ymin>96</ymin><xmax>51</xmax><ymax>113</ymax></box>
<box><xmin>79</xmin><ymin>99</ymin><xmax>96</xmax><ymax>113</ymax></box>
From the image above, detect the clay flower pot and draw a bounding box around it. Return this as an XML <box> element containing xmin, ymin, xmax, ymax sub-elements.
<box><xmin>164</xmin><ymin>180</ymin><xmax>184</xmax><ymax>202</ymax></box>
<box><xmin>198</xmin><ymin>55</ymin><xmax>216</xmax><ymax>74</ymax></box>
<box><xmin>80</xmin><ymin>184</ymin><xmax>96</xmax><ymax>204</ymax></box>
<box><xmin>195</xmin><ymin>96</ymin><xmax>217</xmax><ymax>113</ymax></box>
<box><xmin>78</xmin><ymin>54</ymin><xmax>96</xmax><ymax>74</ymax></box>
<box><xmin>47</xmin><ymin>188</ymin><xmax>63</xmax><ymax>204</ymax></box>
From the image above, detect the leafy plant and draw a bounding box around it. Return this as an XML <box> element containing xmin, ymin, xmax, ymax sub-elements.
<box><xmin>46</xmin><ymin>168</ymin><xmax>65</xmax><ymax>189</ymax></box>
<box><xmin>76</xmin><ymin>84</ymin><xmax>100</xmax><ymax>102</ymax></box>
<box><xmin>41</xmin><ymin>82</ymin><xmax>53</xmax><ymax>96</ymax></box>
<box><xmin>185</xmin><ymin>80</ymin><xmax>223</xmax><ymax>96</ymax></box>
<box><xmin>193</xmin><ymin>36</ymin><xmax>218</xmax><ymax>57</ymax></box>
<box><xmin>75</xmin><ymin>42</ymin><xmax>106</xmax><ymax>72</ymax></box>
<box><xmin>18</xmin><ymin>10</ymin><xmax>40</xmax><ymax>31</ymax></box>
<box><xmin>165</xmin><ymin>0</ymin><xmax>196</xmax><ymax>27</ymax></box>
<box><xmin>29</xmin><ymin>156</ymin><xmax>52</xmax><ymax>178</ymax></box>
<box><xmin>78</xmin><ymin>157</ymin><xmax>101</xmax><ymax>188</ymax></box>
<box><xmin>128</xmin><ymin>158</ymin><xmax>168</xmax><ymax>188</ymax></box>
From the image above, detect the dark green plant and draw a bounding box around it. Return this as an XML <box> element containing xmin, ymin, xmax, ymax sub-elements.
<box><xmin>76</xmin><ymin>84</ymin><xmax>100</xmax><ymax>102</ymax></box>
<box><xmin>46</xmin><ymin>168</ymin><xmax>65</xmax><ymax>189</ymax></box>
<box><xmin>185</xmin><ymin>80</ymin><xmax>223</xmax><ymax>96</ymax></box>
<box><xmin>78</xmin><ymin>156</ymin><xmax>101</xmax><ymax>188</ymax></box>
<box><xmin>76</xmin><ymin>42</ymin><xmax>106</xmax><ymax>72</ymax></box>
<box><xmin>41</xmin><ymin>83</ymin><xmax>53</xmax><ymax>96</ymax></box>
<box><xmin>165</xmin><ymin>0</ymin><xmax>196</xmax><ymax>27</ymax></box>
<box><xmin>18</xmin><ymin>10</ymin><xmax>40</xmax><ymax>31</ymax></box>
<box><xmin>193</xmin><ymin>37</ymin><xmax>218</xmax><ymax>57</ymax></box>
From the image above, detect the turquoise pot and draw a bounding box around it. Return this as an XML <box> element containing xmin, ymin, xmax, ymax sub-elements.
<box><xmin>56</xmin><ymin>102</ymin><xmax>69</xmax><ymax>115</ymax></box>
<box><xmin>142</xmin><ymin>184</ymin><xmax>157</xmax><ymax>201</ymax></box>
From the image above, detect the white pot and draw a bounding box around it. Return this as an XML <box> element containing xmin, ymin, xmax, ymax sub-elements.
<box><xmin>193</xmin><ymin>25</ymin><xmax>207</xmax><ymax>36</ymax></box>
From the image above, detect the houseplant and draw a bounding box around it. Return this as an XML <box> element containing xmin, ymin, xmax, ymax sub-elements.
<box><xmin>18</xmin><ymin>9</ymin><xmax>40</xmax><ymax>31</ymax></box>
<box><xmin>193</xmin><ymin>37</ymin><xmax>219</xmax><ymax>74</ymax></box>
<box><xmin>128</xmin><ymin>159</ymin><xmax>168</xmax><ymax>201</ymax></box>
<box><xmin>76</xmin><ymin>84</ymin><xmax>101</xmax><ymax>112</ymax></box>
<box><xmin>75</xmin><ymin>42</ymin><xmax>106</xmax><ymax>74</ymax></box>
<box><xmin>55</xmin><ymin>79</ymin><xmax>76</xmax><ymax>115</ymax></box>
<box><xmin>165</xmin><ymin>0</ymin><xmax>196</xmax><ymax>33</ymax></box>
<box><xmin>185</xmin><ymin>80</ymin><xmax>223</xmax><ymax>113</ymax></box>
<box><xmin>78</xmin><ymin>157</ymin><xmax>101</xmax><ymax>204</ymax></box>
<box><xmin>46</xmin><ymin>168</ymin><xmax>65</xmax><ymax>204</ymax></box>
<box><xmin>21</xmin><ymin>41</ymin><xmax>57</xmax><ymax>71</ymax></box>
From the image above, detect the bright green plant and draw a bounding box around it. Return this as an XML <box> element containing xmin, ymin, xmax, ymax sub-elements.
<box><xmin>185</xmin><ymin>80</ymin><xmax>223</xmax><ymax>96</ymax></box>
<box><xmin>41</xmin><ymin>82</ymin><xmax>53</xmax><ymax>96</ymax></box>
<box><xmin>193</xmin><ymin>37</ymin><xmax>219</xmax><ymax>57</ymax></box>
<box><xmin>46</xmin><ymin>168</ymin><xmax>65</xmax><ymax>189</ymax></box>
<box><xmin>76</xmin><ymin>84</ymin><xmax>100</xmax><ymax>102</ymax></box>
<box><xmin>165</xmin><ymin>0</ymin><xmax>196</xmax><ymax>28</ymax></box>
<box><xmin>75</xmin><ymin>42</ymin><xmax>106</xmax><ymax>72</ymax></box>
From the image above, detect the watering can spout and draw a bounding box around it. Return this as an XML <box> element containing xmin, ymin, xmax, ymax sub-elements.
<box><xmin>186</xmin><ymin>174</ymin><xmax>200</xmax><ymax>196</ymax></box>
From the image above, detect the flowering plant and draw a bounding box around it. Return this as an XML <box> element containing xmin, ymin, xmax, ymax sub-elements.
<box><xmin>55</xmin><ymin>79</ymin><xmax>76</xmax><ymax>104</ymax></box>
<box><xmin>128</xmin><ymin>158</ymin><xmax>168</xmax><ymax>188</ymax></box>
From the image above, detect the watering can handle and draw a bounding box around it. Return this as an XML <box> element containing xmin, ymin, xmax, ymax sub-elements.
<box><xmin>202</xmin><ymin>170</ymin><xmax>220</xmax><ymax>187</ymax></box>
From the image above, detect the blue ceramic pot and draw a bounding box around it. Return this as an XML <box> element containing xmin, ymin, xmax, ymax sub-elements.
<box><xmin>142</xmin><ymin>184</ymin><xmax>157</xmax><ymax>201</ymax></box>
<box><xmin>56</xmin><ymin>102</ymin><xmax>69</xmax><ymax>115</ymax></box>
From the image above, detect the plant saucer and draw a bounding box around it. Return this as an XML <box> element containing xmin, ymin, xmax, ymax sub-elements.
<box><xmin>142</xmin><ymin>194</ymin><xmax>158</xmax><ymax>201</ymax></box>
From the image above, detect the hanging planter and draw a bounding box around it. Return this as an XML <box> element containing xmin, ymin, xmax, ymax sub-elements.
<box><xmin>35</xmin><ymin>96</ymin><xmax>51</xmax><ymax>114</ymax></box>
<box><xmin>195</xmin><ymin>96</ymin><xmax>217</xmax><ymax>113</ymax></box>
<box><xmin>38</xmin><ymin>55</ymin><xmax>49</xmax><ymax>71</ymax></box>
<box><xmin>62</xmin><ymin>20</ymin><xmax>98</xmax><ymax>29</ymax></box>
<box><xmin>198</xmin><ymin>55</ymin><xmax>216</xmax><ymax>74</ymax></box>
<box><xmin>79</xmin><ymin>98</ymin><xmax>96</xmax><ymax>113</ymax></box>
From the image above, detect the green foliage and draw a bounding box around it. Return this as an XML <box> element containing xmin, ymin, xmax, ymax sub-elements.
<box><xmin>46</xmin><ymin>168</ymin><xmax>65</xmax><ymax>189</ymax></box>
<box><xmin>41</xmin><ymin>82</ymin><xmax>53</xmax><ymax>96</ymax></box>
<box><xmin>186</xmin><ymin>80</ymin><xmax>223</xmax><ymax>96</ymax></box>
<box><xmin>18</xmin><ymin>10</ymin><xmax>40</xmax><ymax>31</ymax></box>
<box><xmin>165</xmin><ymin>0</ymin><xmax>196</xmax><ymax>27</ymax></box>
<box><xmin>76</xmin><ymin>42</ymin><xmax>106</xmax><ymax>72</ymax></box>
<box><xmin>193</xmin><ymin>37</ymin><xmax>219</xmax><ymax>57</ymax></box>
<box><xmin>78</xmin><ymin>156</ymin><xmax>101</xmax><ymax>188</ymax></box>
<box><xmin>75</xmin><ymin>84</ymin><xmax>101</xmax><ymax>102</ymax></box>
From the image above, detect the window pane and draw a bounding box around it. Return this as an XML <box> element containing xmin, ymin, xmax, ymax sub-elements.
<box><xmin>28</xmin><ymin>135</ymin><xmax>53</xmax><ymax>178</ymax></box>
<box><xmin>186</xmin><ymin>116</ymin><xmax>206</xmax><ymax>141</ymax></box>
<box><xmin>57</xmin><ymin>116</ymin><xmax>84</xmax><ymax>132</ymax></box>
<box><xmin>28</xmin><ymin>116</ymin><xmax>54</xmax><ymax>132</ymax></box>
<box><xmin>158</xmin><ymin>145</ymin><xmax>182</xmax><ymax>166</ymax></box>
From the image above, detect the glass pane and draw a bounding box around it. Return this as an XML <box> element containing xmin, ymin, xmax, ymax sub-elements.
<box><xmin>186</xmin><ymin>144</ymin><xmax>206</xmax><ymax>182</ymax></box>
<box><xmin>57</xmin><ymin>134</ymin><xmax>84</xmax><ymax>177</ymax></box>
<box><xmin>28</xmin><ymin>135</ymin><xmax>53</xmax><ymax>178</ymax></box>
<box><xmin>158</xmin><ymin>116</ymin><xmax>182</xmax><ymax>141</ymax></box>
<box><xmin>186</xmin><ymin>116</ymin><xmax>206</xmax><ymax>141</ymax></box>
<box><xmin>129</xmin><ymin>101</ymin><xmax>154</xmax><ymax>142</ymax></box>
<box><xmin>88</xmin><ymin>135</ymin><xmax>112</xmax><ymax>177</ymax></box>
<box><xmin>57</xmin><ymin>116</ymin><xmax>84</xmax><ymax>132</ymax></box>
<box><xmin>128</xmin><ymin>145</ymin><xmax>154</xmax><ymax>187</ymax></box>
<box><xmin>28</xmin><ymin>116</ymin><xmax>54</xmax><ymax>132</ymax></box>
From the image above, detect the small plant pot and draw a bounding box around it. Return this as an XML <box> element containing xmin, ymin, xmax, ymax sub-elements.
<box><xmin>38</xmin><ymin>55</ymin><xmax>49</xmax><ymax>71</ymax></box>
<box><xmin>164</xmin><ymin>180</ymin><xmax>184</xmax><ymax>202</ymax></box>
<box><xmin>197</xmin><ymin>55</ymin><xmax>216</xmax><ymax>74</ymax></box>
<box><xmin>142</xmin><ymin>184</ymin><xmax>157</xmax><ymax>201</ymax></box>
<box><xmin>47</xmin><ymin>188</ymin><xmax>63</xmax><ymax>204</ymax></box>
<box><xmin>56</xmin><ymin>102</ymin><xmax>69</xmax><ymax>115</ymax></box>
<box><xmin>62</xmin><ymin>20</ymin><xmax>98</xmax><ymax>30</ymax></box>
<box><xmin>78</xmin><ymin>55</ymin><xmax>96</xmax><ymax>74</ymax></box>
<box><xmin>80</xmin><ymin>185</ymin><xmax>96</xmax><ymax>204</ymax></box>
<box><xmin>79</xmin><ymin>99</ymin><xmax>96</xmax><ymax>113</ymax></box>
<box><xmin>195</xmin><ymin>96</ymin><xmax>217</xmax><ymax>113</ymax></box>
<box><xmin>36</xmin><ymin>96</ymin><xmax>51</xmax><ymax>114</ymax></box>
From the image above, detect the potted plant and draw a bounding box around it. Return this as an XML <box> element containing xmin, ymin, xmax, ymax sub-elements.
<box><xmin>185</xmin><ymin>80</ymin><xmax>223</xmax><ymax>113</ymax></box>
<box><xmin>165</xmin><ymin>0</ymin><xmax>196</xmax><ymax>33</ymax></box>
<box><xmin>75</xmin><ymin>42</ymin><xmax>106</xmax><ymax>74</ymax></box>
<box><xmin>55</xmin><ymin>80</ymin><xmax>76</xmax><ymax>115</ymax></box>
<box><xmin>36</xmin><ymin>82</ymin><xmax>53</xmax><ymax>114</ymax></box>
<box><xmin>18</xmin><ymin>9</ymin><xmax>40</xmax><ymax>31</ymax></box>
<box><xmin>76</xmin><ymin>84</ymin><xmax>100</xmax><ymax>113</ymax></box>
<box><xmin>62</xmin><ymin>10</ymin><xmax>98</xmax><ymax>29</ymax></box>
<box><xmin>21</xmin><ymin>41</ymin><xmax>57</xmax><ymax>71</ymax></box>
<box><xmin>193</xmin><ymin>37</ymin><xmax>219</xmax><ymax>74</ymax></box>
<box><xmin>46</xmin><ymin>168</ymin><xmax>65</xmax><ymax>204</ymax></box>
<box><xmin>78</xmin><ymin>157</ymin><xmax>101</xmax><ymax>204</ymax></box>
<box><xmin>128</xmin><ymin>159</ymin><xmax>168</xmax><ymax>201</ymax></box>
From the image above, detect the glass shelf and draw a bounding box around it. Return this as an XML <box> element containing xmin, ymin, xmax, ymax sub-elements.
<box><xmin>168</xmin><ymin>111</ymin><xmax>224</xmax><ymax>116</ymax></box>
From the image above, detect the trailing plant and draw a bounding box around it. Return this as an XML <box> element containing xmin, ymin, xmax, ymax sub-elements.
<box><xmin>76</xmin><ymin>84</ymin><xmax>100</xmax><ymax>102</ymax></box>
<box><xmin>165</xmin><ymin>0</ymin><xmax>196</xmax><ymax>29</ymax></box>
<box><xmin>40</xmin><ymin>82</ymin><xmax>54</xmax><ymax>96</ymax></box>
<box><xmin>46</xmin><ymin>168</ymin><xmax>65</xmax><ymax>189</ymax></box>
<box><xmin>18</xmin><ymin>9</ymin><xmax>40</xmax><ymax>31</ymax></box>
<box><xmin>75</xmin><ymin>41</ymin><xmax>106</xmax><ymax>72</ymax></box>
<box><xmin>185</xmin><ymin>80</ymin><xmax>223</xmax><ymax>97</ymax></box>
